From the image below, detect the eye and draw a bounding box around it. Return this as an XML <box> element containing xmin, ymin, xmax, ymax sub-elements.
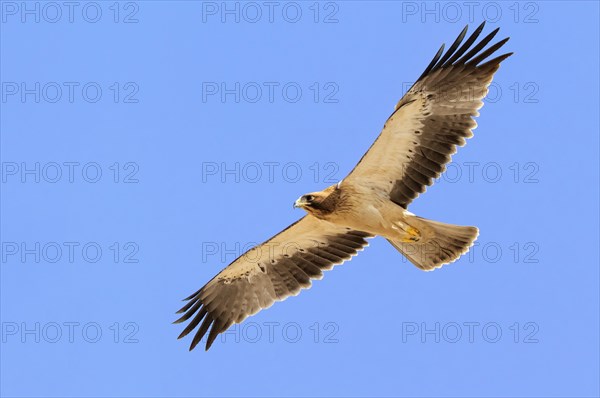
<box><xmin>304</xmin><ymin>195</ymin><xmax>314</xmax><ymax>202</ymax></box>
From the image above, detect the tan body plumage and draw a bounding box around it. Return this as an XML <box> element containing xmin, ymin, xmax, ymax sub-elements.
<box><xmin>176</xmin><ymin>22</ymin><xmax>512</xmax><ymax>351</ymax></box>
<box><xmin>296</xmin><ymin>183</ymin><xmax>419</xmax><ymax>241</ymax></box>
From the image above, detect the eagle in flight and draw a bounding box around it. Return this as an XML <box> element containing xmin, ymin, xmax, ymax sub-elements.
<box><xmin>176</xmin><ymin>22</ymin><xmax>512</xmax><ymax>351</ymax></box>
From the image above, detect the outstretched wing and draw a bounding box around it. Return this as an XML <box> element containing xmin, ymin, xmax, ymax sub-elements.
<box><xmin>175</xmin><ymin>216</ymin><xmax>372</xmax><ymax>351</ymax></box>
<box><xmin>343</xmin><ymin>22</ymin><xmax>512</xmax><ymax>208</ymax></box>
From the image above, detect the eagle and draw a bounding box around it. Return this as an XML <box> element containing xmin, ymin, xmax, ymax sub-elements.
<box><xmin>176</xmin><ymin>22</ymin><xmax>512</xmax><ymax>351</ymax></box>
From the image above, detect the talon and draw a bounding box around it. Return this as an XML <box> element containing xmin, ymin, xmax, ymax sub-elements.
<box><xmin>407</xmin><ymin>226</ymin><xmax>420</xmax><ymax>237</ymax></box>
<box><xmin>402</xmin><ymin>226</ymin><xmax>421</xmax><ymax>242</ymax></box>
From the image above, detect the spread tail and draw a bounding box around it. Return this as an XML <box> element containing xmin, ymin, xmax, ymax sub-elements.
<box><xmin>387</xmin><ymin>216</ymin><xmax>479</xmax><ymax>271</ymax></box>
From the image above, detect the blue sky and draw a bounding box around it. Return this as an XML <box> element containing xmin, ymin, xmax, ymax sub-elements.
<box><xmin>1</xmin><ymin>1</ymin><xmax>599</xmax><ymax>397</ymax></box>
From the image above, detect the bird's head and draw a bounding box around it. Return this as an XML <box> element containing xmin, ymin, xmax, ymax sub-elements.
<box><xmin>293</xmin><ymin>184</ymin><xmax>340</xmax><ymax>218</ymax></box>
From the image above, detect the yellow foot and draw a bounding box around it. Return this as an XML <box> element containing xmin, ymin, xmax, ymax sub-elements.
<box><xmin>401</xmin><ymin>226</ymin><xmax>421</xmax><ymax>243</ymax></box>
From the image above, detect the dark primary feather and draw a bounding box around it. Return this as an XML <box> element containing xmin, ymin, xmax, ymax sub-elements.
<box><xmin>415</xmin><ymin>22</ymin><xmax>486</xmax><ymax>83</ymax></box>
<box><xmin>175</xmin><ymin>218</ymin><xmax>372</xmax><ymax>351</ymax></box>
<box><xmin>456</xmin><ymin>26</ymin><xmax>500</xmax><ymax>64</ymax></box>
<box><xmin>387</xmin><ymin>22</ymin><xmax>512</xmax><ymax>208</ymax></box>
<box><xmin>434</xmin><ymin>25</ymin><xmax>468</xmax><ymax>69</ymax></box>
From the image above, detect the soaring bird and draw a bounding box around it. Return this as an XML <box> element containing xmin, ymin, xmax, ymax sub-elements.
<box><xmin>176</xmin><ymin>22</ymin><xmax>512</xmax><ymax>351</ymax></box>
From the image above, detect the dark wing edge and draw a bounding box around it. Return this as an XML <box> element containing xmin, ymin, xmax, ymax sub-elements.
<box><xmin>402</xmin><ymin>21</ymin><xmax>512</xmax><ymax>108</ymax></box>
<box><xmin>174</xmin><ymin>223</ymin><xmax>372</xmax><ymax>351</ymax></box>
<box><xmin>390</xmin><ymin>22</ymin><xmax>513</xmax><ymax>207</ymax></box>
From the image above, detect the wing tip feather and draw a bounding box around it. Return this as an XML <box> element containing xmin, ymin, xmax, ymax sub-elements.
<box><xmin>415</xmin><ymin>22</ymin><xmax>511</xmax><ymax>85</ymax></box>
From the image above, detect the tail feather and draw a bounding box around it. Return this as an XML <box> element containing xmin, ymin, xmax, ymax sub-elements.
<box><xmin>388</xmin><ymin>216</ymin><xmax>479</xmax><ymax>271</ymax></box>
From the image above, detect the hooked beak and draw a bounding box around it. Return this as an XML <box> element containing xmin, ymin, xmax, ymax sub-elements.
<box><xmin>293</xmin><ymin>196</ymin><xmax>307</xmax><ymax>209</ymax></box>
